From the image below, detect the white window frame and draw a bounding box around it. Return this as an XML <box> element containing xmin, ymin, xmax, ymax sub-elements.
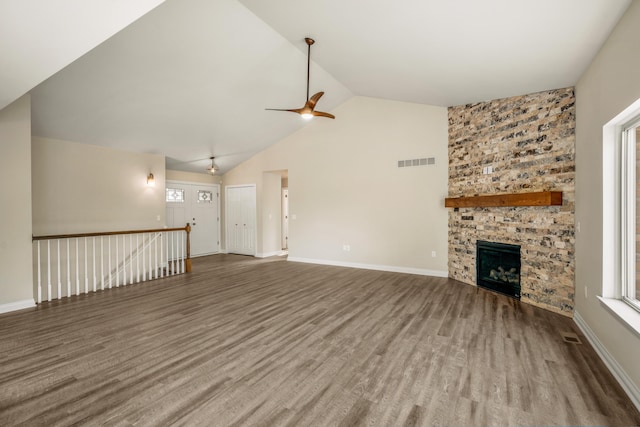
<box><xmin>600</xmin><ymin>98</ymin><xmax>640</xmax><ymax>337</ymax></box>
<box><xmin>620</xmin><ymin>121</ymin><xmax>640</xmax><ymax>312</ymax></box>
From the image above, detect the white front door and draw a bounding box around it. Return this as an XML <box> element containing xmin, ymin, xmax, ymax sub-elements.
<box><xmin>225</xmin><ymin>185</ymin><xmax>256</xmax><ymax>256</ymax></box>
<box><xmin>166</xmin><ymin>182</ymin><xmax>220</xmax><ymax>257</ymax></box>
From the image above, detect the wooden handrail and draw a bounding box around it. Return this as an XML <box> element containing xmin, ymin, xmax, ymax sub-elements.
<box><xmin>32</xmin><ymin>224</ymin><xmax>193</xmax><ymax>302</ymax></box>
<box><xmin>33</xmin><ymin>224</ymin><xmax>192</xmax><ymax>274</ymax></box>
<box><xmin>32</xmin><ymin>225</ymin><xmax>189</xmax><ymax>241</ymax></box>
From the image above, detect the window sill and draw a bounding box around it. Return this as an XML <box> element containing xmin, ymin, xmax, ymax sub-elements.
<box><xmin>598</xmin><ymin>296</ymin><xmax>640</xmax><ymax>338</ymax></box>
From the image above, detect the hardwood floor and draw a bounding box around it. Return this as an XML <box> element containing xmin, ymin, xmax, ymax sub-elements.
<box><xmin>1</xmin><ymin>254</ymin><xmax>638</xmax><ymax>426</ymax></box>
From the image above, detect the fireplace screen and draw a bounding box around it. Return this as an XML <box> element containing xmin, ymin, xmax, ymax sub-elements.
<box><xmin>476</xmin><ymin>240</ymin><xmax>521</xmax><ymax>299</ymax></box>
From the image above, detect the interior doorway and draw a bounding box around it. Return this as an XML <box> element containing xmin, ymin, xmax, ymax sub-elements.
<box><xmin>282</xmin><ymin>187</ymin><xmax>289</xmax><ymax>250</ymax></box>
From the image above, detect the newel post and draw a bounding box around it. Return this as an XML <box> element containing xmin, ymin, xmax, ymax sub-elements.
<box><xmin>185</xmin><ymin>223</ymin><xmax>192</xmax><ymax>273</ymax></box>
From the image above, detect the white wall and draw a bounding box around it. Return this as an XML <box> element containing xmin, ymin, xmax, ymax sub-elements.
<box><xmin>0</xmin><ymin>95</ymin><xmax>34</xmax><ymax>311</ymax></box>
<box><xmin>32</xmin><ymin>137</ymin><xmax>166</xmax><ymax>235</ymax></box>
<box><xmin>575</xmin><ymin>0</ymin><xmax>640</xmax><ymax>403</ymax></box>
<box><xmin>223</xmin><ymin>96</ymin><xmax>449</xmax><ymax>275</ymax></box>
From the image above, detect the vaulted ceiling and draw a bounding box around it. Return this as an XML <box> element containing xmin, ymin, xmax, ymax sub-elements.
<box><xmin>3</xmin><ymin>0</ymin><xmax>632</xmax><ymax>174</ymax></box>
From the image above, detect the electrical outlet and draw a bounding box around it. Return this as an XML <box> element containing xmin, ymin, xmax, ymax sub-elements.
<box><xmin>431</xmin><ymin>251</ymin><xmax>436</xmax><ymax>258</ymax></box>
<box><xmin>343</xmin><ymin>244</ymin><xmax>351</xmax><ymax>252</ymax></box>
<box><xmin>576</xmin><ymin>221</ymin><xmax>581</xmax><ymax>233</ymax></box>
<box><xmin>584</xmin><ymin>286</ymin><xmax>588</xmax><ymax>299</ymax></box>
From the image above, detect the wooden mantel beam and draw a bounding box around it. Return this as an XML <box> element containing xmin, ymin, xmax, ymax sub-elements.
<box><xmin>444</xmin><ymin>191</ymin><xmax>563</xmax><ymax>208</ymax></box>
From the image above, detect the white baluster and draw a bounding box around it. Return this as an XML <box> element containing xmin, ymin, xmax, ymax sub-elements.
<box><xmin>47</xmin><ymin>240</ymin><xmax>51</xmax><ymax>301</ymax></box>
<box><xmin>148</xmin><ymin>233</ymin><xmax>152</xmax><ymax>280</ymax></box>
<box><xmin>142</xmin><ymin>234</ymin><xmax>146</xmax><ymax>282</ymax></box>
<box><xmin>154</xmin><ymin>233</ymin><xmax>158</xmax><ymax>279</ymax></box>
<box><xmin>172</xmin><ymin>231</ymin><xmax>176</xmax><ymax>275</ymax></box>
<box><xmin>115</xmin><ymin>235</ymin><xmax>119</xmax><ymax>287</ymax></box>
<box><xmin>122</xmin><ymin>235</ymin><xmax>127</xmax><ymax>286</ymax></box>
<box><xmin>84</xmin><ymin>238</ymin><xmax>88</xmax><ymax>294</ymax></box>
<box><xmin>129</xmin><ymin>234</ymin><xmax>133</xmax><ymax>283</ymax></box>
<box><xmin>92</xmin><ymin>237</ymin><xmax>96</xmax><ymax>292</ymax></box>
<box><xmin>100</xmin><ymin>236</ymin><xmax>104</xmax><ymax>291</ymax></box>
<box><xmin>108</xmin><ymin>236</ymin><xmax>112</xmax><ymax>289</ymax></box>
<box><xmin>66</xmin><ymin>239</ymin><xmax>71</xmax><ymax>297</ymax></box>
<box><xmin>167</xmin><ymin>232</ymin><xmax>171</xmax><ymax>275</ymax></box>
<box><xmin>57</xmin><ymin>239</ymin><xmax>61</xmax><ymax>299</ymax></box>
<box><xmin>75</xmin><ymin>238</ymin><xmax>80</xmax><ymax>295</ymax></box>
<box><xmin>181</xmin><ymin>232</ymin><xmax>185</xmax><ymax>274</ymax></box>
<box><xmin>136</xmin><ymin>234</ymin><xmax>140</xmax><ymax>283</ymax></box>
<box><xmin>37</xmin><ymin>241</ymin><xmax>41</xmax><ymax>304</ymax></box>
<box><xmin>160</xmin><ymin>233</ymin><xmax>164</xmax><ymax>278</ymax></box>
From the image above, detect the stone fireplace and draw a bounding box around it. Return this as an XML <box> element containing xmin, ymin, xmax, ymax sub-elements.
<box><xmin>447</xmin><ymin>87</ymin><xmax>575</xmax><ymax>316</ymax></box>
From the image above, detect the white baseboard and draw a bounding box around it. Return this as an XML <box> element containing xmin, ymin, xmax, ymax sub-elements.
<box><xmin>256</xmin><ymin>250</ymin><xmax>287</xmax><ymax>259</ymax></box>
<box><xmin>0</xmin><ymin>299</ymin><xmax>36</xmax><ymax>314</ymax></box>
<box><xmin>287</xmin><ymin>257</ymin><xmax>448</xmax><ymax>278</ymax></box>
<box><xmin>574</xmin><ymin>310</ymin><xmax>640</xmax><ymax>412</ymax></box>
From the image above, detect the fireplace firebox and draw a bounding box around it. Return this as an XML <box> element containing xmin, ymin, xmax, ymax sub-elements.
<box><xmin>476</xmin><ymin>240</ymin><xmax>521</xmax><ymax>299</ymax></box>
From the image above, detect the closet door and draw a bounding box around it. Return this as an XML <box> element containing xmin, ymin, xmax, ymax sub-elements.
<box><xmin>226</xmin><ymin>185</ymin><xmax>256</xmax><ymax>256</ymax></box>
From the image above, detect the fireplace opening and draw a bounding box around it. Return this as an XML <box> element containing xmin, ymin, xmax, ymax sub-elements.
<box><xmin>476</xmin><ymin>240</ymin><xmax>521</xmax><ymax>299</ymax></box>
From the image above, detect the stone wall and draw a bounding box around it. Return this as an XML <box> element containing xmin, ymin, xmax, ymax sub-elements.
<box><xmin>448</xmin><ymin>87</ymin><xmax>575</xmax><ymax>316</ymax></box>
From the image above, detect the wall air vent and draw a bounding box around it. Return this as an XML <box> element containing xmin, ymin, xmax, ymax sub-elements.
<box><xmin>397</xmin><ymin>157</ymin><xmax>435</xmax><ymax>168</ymax></box>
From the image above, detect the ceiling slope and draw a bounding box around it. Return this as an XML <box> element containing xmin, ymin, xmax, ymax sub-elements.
<box><xmin>240</xmin><ymin>0</ymin><xmax>631</xmax><ymax>106</ymax></box>
<box><xmin>0</xmin><ymin>0</ymin><xmax>166</xmax><ymax>110</ymax></box>
<box><xmin>30</xmin><ymin>0</ymin><xmax>352</xmax><ymax>174</ymax></box>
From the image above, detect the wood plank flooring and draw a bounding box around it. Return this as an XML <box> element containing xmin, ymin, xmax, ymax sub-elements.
<box><xmin>0</xmin><ymin>254</ymin><xmax>638</xmax><ymax>426</ymax></box>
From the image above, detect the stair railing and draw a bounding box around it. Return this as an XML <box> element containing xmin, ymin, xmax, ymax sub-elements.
<box><xmin>32</xmin><ymin>224</ymin><xmax>191</xmax><ymax>303</ymax></box>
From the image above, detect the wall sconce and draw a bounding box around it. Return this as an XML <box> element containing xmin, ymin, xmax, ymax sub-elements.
<box><xmin>147</xmin><ymin>173</ymin><xmax>155</xmax><ymax>187</ymax></box>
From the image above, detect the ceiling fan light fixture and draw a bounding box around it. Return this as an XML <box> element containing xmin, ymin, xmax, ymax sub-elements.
<box><xmin>301</xmin><ymin>113</ymin><xmax>313</xmax><ymax>120</ymax></box>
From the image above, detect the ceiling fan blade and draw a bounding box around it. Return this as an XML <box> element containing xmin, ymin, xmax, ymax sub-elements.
<box><xmin>307</xmin><ymin>91</ymin><xmax>324</xmax><ymax>109</ymax></box>
<box><xmin>312</xmin><ymin>110</ymin><xmax>335</xmax><ymax>119</ymax></box>
<box><xmin>266</xmin><ymin>108</ymin><xmax>304</xmax><ymax>114</ymax></box>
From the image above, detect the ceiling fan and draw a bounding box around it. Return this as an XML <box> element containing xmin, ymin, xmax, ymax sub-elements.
<box><xmin>266</xmin><ymin>37</ymin><xmax>335</xmax><ymax>120</ymax></box>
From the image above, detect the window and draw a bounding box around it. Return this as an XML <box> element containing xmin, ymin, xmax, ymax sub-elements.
<box><xmin>197</xmin><ymin>190</ymin><xmax>213</xmax><ymax>203</ymax></box>
<box><xmin>621</xmin><ymin>121</ymin><xmax>640</xmax><ymax>311</ymax></box>
<box><xmin>166</xmin><ymin>188</ymin><xmax>185</xmax><ymax>203</ymax></box>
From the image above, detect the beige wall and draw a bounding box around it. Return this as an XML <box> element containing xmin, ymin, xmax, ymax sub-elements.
<box><xmin>575</xmin><ymin>0</ymin><xmax>640</xmax><ymax>399</ymax></box>
<box><xmin>223</xmin><ymin>96</ymin><xmax>449</xmax><ymax>274</ymax></box>
<box><xmin>32</xmin><ymin>137</ymin><xmax>166</xmax><ymax>235</ymax></box>
<box><xmin>167</xmin><ymin>169</ymin><xmax>221</xmax><ymax>184</ymax></box>
<box><xmin>0</xmin><ymin>95</ymin><xmax>34</xmax><ymax>310</ymax></box>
